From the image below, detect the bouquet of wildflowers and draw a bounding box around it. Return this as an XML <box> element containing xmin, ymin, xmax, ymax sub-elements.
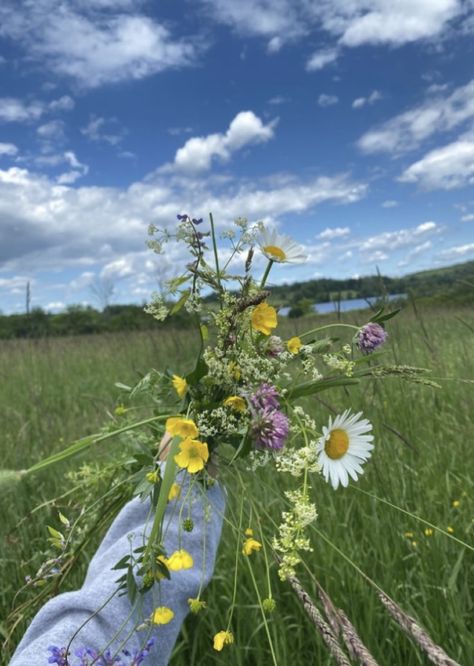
<box><xmin>5</xmin><ymin>213</ymin><xmax>459</xmax><ymax>666</ymax></box>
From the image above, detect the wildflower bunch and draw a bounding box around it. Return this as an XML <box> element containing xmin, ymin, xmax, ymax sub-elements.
<box><xmin>5</xmin><ymin>212</ymin><xmax>404</xmax><ymax>662</ymax></box>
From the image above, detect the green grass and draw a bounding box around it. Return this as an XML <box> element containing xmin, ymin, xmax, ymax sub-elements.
<box><xmin>1</xmin><ymin>307</ymin><xmax>473</xmax><ymax>665</ymax></box>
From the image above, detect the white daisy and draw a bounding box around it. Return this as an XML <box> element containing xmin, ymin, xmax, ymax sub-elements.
<box><xmin>259</xmin><ymin>228</ymin><xmax>307</xmax><ymax>264</ymax></box>
<box><xmin>317</xmin><ymin>410</ymin><xmax>374</xmax><ymax>490</ymax></box>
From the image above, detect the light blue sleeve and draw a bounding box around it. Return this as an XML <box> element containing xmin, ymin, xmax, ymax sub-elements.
<box><xmin>10</xmin><ymin>474</ymin><xmax>225</xmax><ymax>665</ymax></box>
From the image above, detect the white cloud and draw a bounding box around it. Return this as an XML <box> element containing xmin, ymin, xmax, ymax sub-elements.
<box><xmin>438</xmin><ymin>242</ymin><xmax>474</xmax><ymax>260</ymax></box>
<box><xmin>56</xmin><ymin>151</ymin><xmax>89</xmax><ymax>184</ymax></box>
<box><xmin>0</xmin><ymin>97</ymin><xmax>44</xmax><ymax>123</ymax></box>
<box><xmin>81</xmin><ymin>115</ymin><xmax>125</xmax><ymax>145</ymax></box>
<box><xmin>37</xmin><ymin>120</ymin><xmax>65</xmax><ymax>141</ymax></box>
<box><xmin>358</xmin><ymin>221</ymin><xmax>439</xmax><ymax>253</ymax></box>
<box><xmin>317</xmin><ymin>226</ymin><xmax>350</xmax><ymax>239</ymax></box>
<box><xmin>201</xmin><ymin>0</ymin><xmax>466</xmax><ymax>68</ymax></box>
<box><xmin>381</xmin><ymin>199</ymin><xmax>398</xmax><ymax>208</ymax></box>
<box><xmin>0</xmin><ymin>1</ymin><xmax>198</xmax><ymax>88</ymax></box>
<box><xmin>306</xmin><ymin>48</ymin><xmax>339</xmax><ymax>71</ymax></box>
<box><xmin>352</xmin><ymin>90</ymin><xmax>382</xmax><ymax>109</ymax></box>
<box><xmin>358</xmin><ymin>80</ymin><xmax>474</xmax><ymax>154</ymax></box>
<box><xmin>267</xmin><ymin>36</ymin><xmax>283</xmax><ymax>53</ymax></box>
<box><xmin>268</xmin><ymin>96</ymin><xmax>288</xmax><ymax>106</ymax></box>
<box><xmin>48</xmin><ymin>95</ymin><xmax>75</xmax><ymax>112</ymax></box>
<box><xmin>399</xmin><ymin>137</ymin><xmax>474</xmax><ymax>190</ymax></box>
<box><xmin>0</xmin><ymin>142</ymin><xmax>18</xmax><ymax>156</ymax></box>
<box><xmin>461</xmin><ymin>213</ymin><xmax>474</xmax><ymax>221</ymax></box>
<box><xmin>318</xmin><ymin>94</ymin><xmax>339</xmax><ymax>107</ymax></box>
<box><xmin>170</xmin><ymin>111</ymin><xmax>276</xmax><ymax>174</ymax></box>
<box><xmin>0</xmin><ymin>164</ymin><xmax>366</xmax><ymax>277</ymax></box>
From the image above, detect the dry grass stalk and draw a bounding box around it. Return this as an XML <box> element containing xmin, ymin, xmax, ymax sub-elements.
<box><xmin>317</xmin><ymin>583</ymin><xmax>379</xmax><ymax>666</ymax></box>
<box><xmin>378</xmin><ymin>591</ymin><xmax>460</xmax><ymax>666</ymax></box>
<box><xmin>286</xmin><ymin>573</ymin><xmax>352</xmax><ymax>666</ymax></box>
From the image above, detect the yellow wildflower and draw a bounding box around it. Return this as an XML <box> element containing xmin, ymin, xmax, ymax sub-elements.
<box><xmin>287</xmin><ymin>336</ymin><xmax>302</xmax><ymax>354</ymax></box>
<box><xmin>171</xmin><ymin>374</ymin><xmax>188</xmax><ymax>398</ymax></box>
<box><xmin>244</xmin><ymin>528</ymin><xmax>254</xmax><ymax>537</ymax></box>
<box><xmin>188</xmin><ymin>597</ymin><xmax>207</xmax><ymax>613</ymax></box>
<box><xmin>114</xmin><ymin>404</ymin><xmax>127</xmax><ymax>416</ymax></box>
<box><xmin>242</xmin><ymin>538</ymin><xmax>262</xmax><ymax>556</ymax></box>
<box><xmin>447</xmin><ymin>526</ymin><xmax>454</xmax><ymax>534</ymax></box>
<box><xmin>228</xmin><ymin>361</ymin><xmax>241</xmax><ymax>380</ymax></box>
<box><xmin>404</xmin><ymin>531</ymin><xmax>414</xmax><ymax>538</ymax></box>
<box><xmin>165</xmin><ymin>417</ymin><xmax>199</xmax><ymax>439</ymax></box>
<box><xmin>412</xmin><ymin>541</ymin><xmax>418</xmax><ymax>548</ymax></box>
<box><xmin>452</xmin><ymin>500</ymin><xmax>460</xmax><ymax>508</ymax></box>
<box><xmin>168</xmin><ymin>483</ymin><xmax>181</xmax><ymax>501</ymax></box>
<box><xmin>251</xmin><ymin>302</ymin><xmax>277</xmax><ymax>336</ymax></box>
<box><xmin>152</xmin><ymin>606</ymin><xmax>174</xmax><ymax>625</ymax></box>
<box><xmin>424</xmin><ymin>528</ymin><xmax>433</xmax><ymax>537</ymax></box>
<box><xmin>213</xmin><ymin>630</ymin><xmax>234</xmax><ymax>652</ymax></box>
<box><xmin>174</xmin><ymin>438</ymin><xmax>209</xmax><ymax>474</ymax></box>
<box><xmin>224</xmin><ymin>396</ymin><xmax>246</xmax><ymax>412</ymax></box>
<box><xmin>166</xmin><ymin>549</ymin><xmax>193</xmax><ymax>571</ymax></box>
<box><xmin>146</xmin><ymin>470</ymin><xmax>160</xmax><ymax>484</ymax></box>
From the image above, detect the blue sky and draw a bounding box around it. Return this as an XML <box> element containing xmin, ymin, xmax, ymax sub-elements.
<box><xmin>1</xmin><ymin>0</ymin><xmax>474</xmax><ymax>313</ymax></box>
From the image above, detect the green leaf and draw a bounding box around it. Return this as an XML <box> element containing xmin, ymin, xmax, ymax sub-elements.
<box><xmin>47</xmin><ymin>526</ymin><xmax>63</xmax><ymax>540</ymax></box>
<box><xmin>112</xmin><ymin>556</ymin><xmax>130</xmax><ymax>571</ymax></box>
<box><xmin>127</xmin><ymin>565</ymin><xmax>137</xmax><ymax>604</ymax></box>
<box><xmin>288</xmin><ymin>376</ymin><xmax>360</xmax><ymax>399</ymax></box>
<box><xmin>186</xmin><ymin>356</ymin><xmax>208</xmax><ymax>386</ymax></box>
<box><xmin>170</xmin><ymin>289</ymin><xmax>191</xmax><ymax>315</ymax></box>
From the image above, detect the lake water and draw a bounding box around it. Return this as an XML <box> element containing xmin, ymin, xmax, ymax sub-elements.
<box><xmin>280</xmin><ymin>293</ymin><xmax>406</xmax><ymax>316</ymax></box>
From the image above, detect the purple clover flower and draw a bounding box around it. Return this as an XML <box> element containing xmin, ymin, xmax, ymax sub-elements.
<box><xmin>250</xmin><ymin>383</ymin><xmax>281</xmax><ymax>411</ymax></box>
<box><xmin>251</xmin><ymin>407</ymin><xmax>290</xmax><ymax>451</ymax></box>
<box><xmin>357</xmin><ymin>322</ymin><xmax>388</xmax><ymax>354</ymax></box>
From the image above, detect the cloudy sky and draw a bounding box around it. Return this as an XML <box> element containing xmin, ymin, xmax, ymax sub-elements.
<box><xmin>1</xmin><ymin>0</ymin><xmax>474</xmax><ymax>313</ymax></box>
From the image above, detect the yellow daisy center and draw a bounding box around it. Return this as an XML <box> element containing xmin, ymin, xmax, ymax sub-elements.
<box><xmin>325</xmin><ymin>428</ymin><xmax>349</xmax><ymax>460</ymax></box>
<box><xmin>263</xmin><ymin>244</ymin><xmax>286</xmax><ymax>261</ymax></box>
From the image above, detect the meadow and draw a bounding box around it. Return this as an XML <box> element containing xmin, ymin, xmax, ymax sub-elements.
<box><xmin>0</xmin><ymin>304</ymin><xmax>473</xmax><ymax>665</ymax></box>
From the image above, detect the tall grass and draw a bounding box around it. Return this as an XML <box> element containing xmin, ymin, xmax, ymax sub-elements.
<box><xmin>1</xmin><ymin>307</ymin><xmax>473</xmax><ymax>664</ymax></box>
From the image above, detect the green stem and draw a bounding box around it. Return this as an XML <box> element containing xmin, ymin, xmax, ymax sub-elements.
<box><xmin>145</xmin><ymin>436</ymin><xmax>181</xmax><ymax>558</ymax></box>
<box><xmin>209</xmin><ymin>212</ymin><xmax>222</xmax><ymax>293</ymax></box>
<box><xmin>260</xmin><ymin>259</ymin><xmax>274</xmax><ymax>289</ymax></box>
<box><xmin>301</xmin><ymin>323</ymin><xmax>360</xmax><ymax>338</ymax></box>
<box><xmin>24</xmin><ymin>414</ymin><xmax>173</xmax><ymax>475</ymax></box>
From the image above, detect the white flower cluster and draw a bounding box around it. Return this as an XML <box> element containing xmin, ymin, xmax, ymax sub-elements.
<box><xmin>184</xmin><ymin>293</ymin><xmax>203</xmax><ymax>314</ymax></box>
<box><xmin>196</xmin><ymin>406</ymin><xmax>241</xmax><ymax>438</ymax></box>
<box><xmin>273</xmin><ymin>488</ymin><xmax>318</xmax><ymax>580</ymax></box>
<box><xmin>323</xmin><ymin>349</ymin><xmax>355</xmax><ymax>376</ymax></box>
<box><xmin>275</xmin><ymin>443</ymin><xmax>321</xmax><ymax>477</ymax></box>
<box><xmin>244</xmin><ymin>449</ymin><xmax>275</xmax><ymax>471</ymax></box>
<box><xmin>144</xmin><ymin>293</ymin><xmax>169</xmax><ymax>321</ymax></box>
<box><xmin>292</xmin><ymin>405</ymin><xmax>318</xmax><ymax>432</ymax></box>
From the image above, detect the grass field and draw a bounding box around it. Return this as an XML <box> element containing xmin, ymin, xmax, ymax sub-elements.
<box><xmin>1</xmin><ymin>305</ymin><xmax>473</xmax><ymax>665</ymax></box>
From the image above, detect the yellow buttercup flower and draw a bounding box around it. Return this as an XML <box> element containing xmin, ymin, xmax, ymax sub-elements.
<box><xmin>166</xmin><ymin>549</ymin><xmax>193</xmax><ymax>571</ymax></box>
<box><xmin>287</xmin><ymin>336</ymin><xmax>302</xmax><ymax>354</ymax></box>
<box><xmin>424</xmin><ymin>528</ymin><xmax>433</xmax><ymax>537</ymax></box>
<box><xmin>174</xmin><ymin>438</ymin><xmax>209</xmax><ymax>474</ymax></box>
<box><xmin>172</xmin><ymin>375</ymin><xmax>188</xmax><ymax>399</ymax></box>
<box><xmin>452</xmin><ymin>500</ymin><xmax>460</xmax><ymax>508</ymax></box>
<box><xmin>168</xmin><ymin>483</ymin><xmax>181</xmax><ymax>501</ymax></box>
<box><xmin>228</xmin><ymin>361</ymin><xmax>241</xmax><ymax>380</ymax></box>
<box><xmin>213</xmin><ymin>630</ymin><xmax>234</xmax><ymax>652</ymax></box>
<box><xmin>404</xmin><ymin>531</ymin><xmax>414</xmax><ymax>538</ymax></box>
<box><xmin>165</xmin><ymin>417</ymin><xmax>199</xmax><ymax>439</ymax></box>
<box><xmin>224</xmin><ymin>396</ymin><xmax>247</xmax><ymax>412</ymax></box>
<box><xmin>244</xmin><ymin>527</ymin><xmax>254</xmax><ymax>537</ymax></box>
<box><xmin>251</xmin><ymin>302</ymin><xmax>277</xmax><ymax>336</ymax></box>
<box><xmin>152</xmin><ymin>606</ymin><xmax>174</xmax><ymax>625</ymax></box>
<box><xmin>447</xmin><ymin>526</ymin><xmax>454</xmax><ymax>534</ymax></box>
<box><xmin>242</xmin><ymin>538</ymin><xmax>262</xmax><ymax>556</ymax></box>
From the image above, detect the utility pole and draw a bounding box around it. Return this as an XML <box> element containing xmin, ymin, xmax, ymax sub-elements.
<box><xmin>26</xmin><ymin>281</ymin><xmax>31</xmax><ymax>315</ymax></box>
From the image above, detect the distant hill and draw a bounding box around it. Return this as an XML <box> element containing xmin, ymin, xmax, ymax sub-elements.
<box><xmin>0</xmin><ymin>260</ymin><xmax>472</xmax><ymax>339</ymax></box>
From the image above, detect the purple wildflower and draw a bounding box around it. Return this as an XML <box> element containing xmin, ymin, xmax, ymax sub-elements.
<box><xmin>48</xmin><ymin>646</ymin><xmax>70</xmax><ymax>665</ymax></box>
<box><xmin>251</xmin><ymin>407</ymin><xmax>289</xmax><ymax>450</ymax></box>
<box><xmin>358</xmin><ymin>322</ymin><xmax>388</xmax><ymax>354</ymax></box>
<box><xmin>266</xmin><ymin>336</ymin><xmax>284</xmax><ymax>357</ymax></box>
<box><xmin>250</xmin><ymin>383</ymin><xmax>281</xmax><ymax>411</ymax></box>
